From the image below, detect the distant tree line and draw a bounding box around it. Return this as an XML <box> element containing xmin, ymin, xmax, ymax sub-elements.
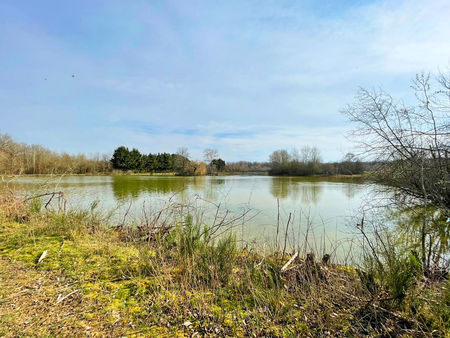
<box><xmin>0</xmin><ymin>133</ymin><xmax>111</xmax><ymax>175</ymax></box>
<box><xmin>321</xmin><ymin>153</ymin><xmax>365</xmax><ymax>176</ymax></box>
<box><xmin>1</xmin><ymin>133</ymin><xmax>364</xmax><ymax>177</ymax></box>
<box><xmin>111</xmin><ymin>146</ymin><xmax>227</xmax><ymax>176</ymax></box>
<box><xmin>269</xmin><ymin>146</ymin><xmax>365</xmax><ymax>176</ymax></box>
<box><xmin>225</xmin><ymin>161</ymin><xmax>271</xmax><ymax>173</ymax></box>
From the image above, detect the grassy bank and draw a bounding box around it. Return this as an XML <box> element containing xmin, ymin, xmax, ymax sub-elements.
<box><xmin>0</xmin><ymin>197</ymin><xmax>448</xmax><ymax>336</ymax></box>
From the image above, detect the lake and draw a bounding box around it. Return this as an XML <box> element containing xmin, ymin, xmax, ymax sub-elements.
<box><xmin>3</xmin><ymin>175</ymin><xmax>376</xmax><ymax>263</ymax></box>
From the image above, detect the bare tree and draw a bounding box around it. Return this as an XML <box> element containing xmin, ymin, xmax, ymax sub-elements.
<box><xmin>342</xmin><ymin>71</ymin><xmax>449</xmax><ymax>213</ymax></box>
<box><xmin>175</xmin><ymin>147</ymin><xmax>191</xmax><ymax>175</ymax></box>
<box><xmin>203</xmin><ymin>148</ymin><xmax>219</xmax><ymax>175</ymax></box>
<box><xmin>269</xmin><ymin>149</ymin><xmax>291</xmax><ymax>174</ymax></box>
<box><xmin>177</xmin><ymin>147</ymin><xmax>189</xmax><ymax>159</ymax></box>
<box><xmin>342</xmin><ymin>69</ymin><xmax>450</xmax><ymax>271</ymax></box>
<box><xmin>203</xmin><ymin>148</ymin><xmax>218</xmax><ymax>164</ymax></box>
<box><xmin>339</xmin><ymin>152</ymin><xmax>364</xmax><ymax>175</ymax></box>
<box><xmin>0</xmin><ymin>133</ymin><xmax>111</xmax><ymax>175</ymax></box>
<box><xmin>300</xmin><ymin>145</ymin><xmax>321</xmax><ymax>174</ymax></box>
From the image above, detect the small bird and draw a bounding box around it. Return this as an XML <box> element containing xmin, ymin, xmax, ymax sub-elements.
<box><xmin>72</xmin><ymin>74</ymin><xmax>75</xmax><ymax>78</ymax></box>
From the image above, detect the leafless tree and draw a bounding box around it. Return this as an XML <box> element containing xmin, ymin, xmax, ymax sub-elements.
<box><xmin>203</xmin><ymin>148</ymin><xmax>218</xmax><ymax>164</ymax></box>
<box><xmin>343</xmin><ymin>71</ymin><xmax>449</xmax><ymax>213</ymax></box>
<box><xmin>0</xmin><ymin>133</ymin><xmax>111</xmax><ymax>175</ymax></box>
<box><xmin>300</xmin><ymin>145</ymin><xmax>321</xmax><ymax>174</ymax></box>
<box><xmin>203</xmin><ymin>148</ymin><xmax>219</xmax><ymax>175</ymax></box>
<box><xmin>174</xmin><ymin>147</ymin><xmax>191</xmax><ymax>175</ymax></box>
<box><xmin>342</xmin><ymin>69</ymin><xmax>450</xmax><ymax>271</ymax></box>
<box><xmin>269</xmin><ymin>149</ymin><xmax>290</xmax><ymax>166</ymax></box>
<box><xmin>177</xmin><ymin>147</ymin><xmax>189</xmax><ymax>159</ymax></box>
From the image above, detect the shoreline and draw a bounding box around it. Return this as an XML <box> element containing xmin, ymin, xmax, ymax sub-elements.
<box><xmin>1</xmin><ymin>172</ymin><xmax>366</xmax><ymax>179</ymax></box>
<box><xmin>0</xmin><ymin>197</ymin><xmax>446</xmax><ymax>336</ymax></box>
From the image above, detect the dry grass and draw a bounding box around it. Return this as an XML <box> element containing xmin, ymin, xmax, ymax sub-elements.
<box><xmin>0</xmin><ymin>257</ymin><xmax>136</xmax><ymax>337</ymax></box>
<box><xmin>0</xmin><ymin>195</ymin><xmax>448</xmax><ymax>337</ymax></box>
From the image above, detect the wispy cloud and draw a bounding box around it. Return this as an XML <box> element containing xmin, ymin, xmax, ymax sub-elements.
<box><xmin>0</xmin><ymin>0</ymin><xmax>448</xmax><ymax>161</ymax></box>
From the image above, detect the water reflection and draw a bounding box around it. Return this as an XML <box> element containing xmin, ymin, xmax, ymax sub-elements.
<box><xmin>270</xmin><ymin>177</ymin><xmax>365</xmax><ymax>204</ymax></box>
<box><xmin>344</xmin><ymin>183</ymin><xmax>358</xmax><ymax>199</ymax></box>
<box><xmin>5</xmin><ymin>175</ymin><xmax>374</xmax><ymax>261</ymax></box>
<box><xmin>112</xmin><ymin>176</ymin><xmax>204</xmax><ymax>199</ymax></box>
<box><xmin>270</xmin><ymin>177</ymin><xmax>323</xmax><ymax>204</ymax></box>
<box><xmin>111</xmin><ymin>176</ymin><xmax>233</xmax><ymax>201</ymax></box>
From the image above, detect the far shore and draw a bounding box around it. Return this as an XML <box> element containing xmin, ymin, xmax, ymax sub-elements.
<box><xmin>1</xmin><ymin>172</ymin><xmax>366</xmax><ymax>179</ymax></box>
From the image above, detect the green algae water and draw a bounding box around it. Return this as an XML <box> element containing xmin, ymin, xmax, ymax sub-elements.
<box><xmin>4</xmin><ymin>175</ymin><xmax>376</xmax><ymax>263</ymax></box>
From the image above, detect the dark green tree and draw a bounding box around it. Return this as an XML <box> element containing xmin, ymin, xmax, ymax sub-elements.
<box><xmin>128</xmin><ymin>148</ymin><xmax>143</xmax><ymax>171</ymax></box>
<box><xmin>143</xmin><ymin>153</ymin><xmax>156</xmax><ymax>172</ymax></box>
<box><xmin>211</xmin><ymin>158</ymin><xmax>226</xmax><ymax>172</ymax></box>
<box><xmin>111</xmin><ymin>146</ymin><xmax>131</xmax><ymax>170</ymax></box>
<box><xmin>161</xmin><ymin>153</ymin><xmax>173</xmax><ymax>171</ymax></box>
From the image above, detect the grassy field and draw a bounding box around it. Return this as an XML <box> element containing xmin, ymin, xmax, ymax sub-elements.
<box><xmin>0</xmin><ymin>196</ymin><xmax>448</xmax><ymax>337</ymax></box>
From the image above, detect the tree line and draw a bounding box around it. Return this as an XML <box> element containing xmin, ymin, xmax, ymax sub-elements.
<box><xmin>0</xmin><ymin>133</ymin><xmax>364</xmax><ymax>177</ymax></box>
<box><xmin>0</xmin><ymin>135</ymin><xmax>230</xmax><ymax>177</ymax></box>
<box><xmin>0</xmin><ymin>133</ymin><xmax>110</xmax><ymax>175</ymax></box>
<box><xmin>225</xmin><ymin>161</ymin><xmax>270</xmax><ymax>173</ymax></box>
<box><xmin>111</xmin><ymin>146</ymin><xmax>177</xmax><ymax>172</ymax></box>
<box><xmin>268</xmin><ymin>146</ymin><xmax>364</xmax><ymax>176</ymax></box>
<box><xmin>111</xmin><ymin>146</ymin><xmax>227</xmax><ymax>176</ymax></box>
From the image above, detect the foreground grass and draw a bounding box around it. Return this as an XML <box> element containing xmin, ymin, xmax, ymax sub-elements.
<box><xmin>0</xmin><ymin>257</ymin><xmax>131</xmax><ymax>336</ymax></box>
<box><xmin>0</xmin><ymin>199</ymin><xmax>448</xmax><ymax>337</ymax></box>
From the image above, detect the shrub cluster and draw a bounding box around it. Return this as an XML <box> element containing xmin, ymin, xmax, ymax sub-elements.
<box><xmin>269</xmin><ymin>147</ymin><xmax>365</xmax><ymax>176</ymax></box>
<box><xmin>111</xmin><ymin>146</ymin><xmax>177</xmax><ymax>172</ymax></box>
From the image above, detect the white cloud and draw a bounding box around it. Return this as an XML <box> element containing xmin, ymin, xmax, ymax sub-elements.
<box><xmin>365</xmin><ymin>0</ymin><xmax>450</xmax><ymax>73</ymax></box>
<box><xmin>1</xmin><ymin>0</ymin><xmax>448</xmax><ymax>161</ymax></box>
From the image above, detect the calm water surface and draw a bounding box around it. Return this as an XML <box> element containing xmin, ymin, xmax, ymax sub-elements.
<box><xmin>5</xmin><ymin>175</ymin><xmax>376</xmax><ymax>262</ymax></box>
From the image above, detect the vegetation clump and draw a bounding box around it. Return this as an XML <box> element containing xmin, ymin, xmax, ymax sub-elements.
<box><xmin>110</xmin><ymin>146</ymin><xmax>224</xmax><ymax>176</ymax></box>
<box><xmin>268</xmin><ymin>147</ymin><xmax>365</xmax><ymax>176</ymax></box>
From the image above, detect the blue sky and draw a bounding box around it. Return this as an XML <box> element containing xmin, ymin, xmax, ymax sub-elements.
<box><xmin>1</xmin><ymin>0</ymin><xmax>449</xmax><ymax>161</ymax></box>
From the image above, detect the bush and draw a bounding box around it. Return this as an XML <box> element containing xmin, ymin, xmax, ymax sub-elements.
<box><xmin>175</xmin><ymin>215</ymin><xmax>237</xmax><ymax>287</ymax></box>
<box><xmin>362</xmin><ymin>230</ymin><xmax>422</xmax><ymax>306</ymax></box>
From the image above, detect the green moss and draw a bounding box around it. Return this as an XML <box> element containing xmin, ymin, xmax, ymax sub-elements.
<box><xmin>0</xmin><ymin>206</ymin><xmax>447</xmax><ymax>337</ymax></box>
